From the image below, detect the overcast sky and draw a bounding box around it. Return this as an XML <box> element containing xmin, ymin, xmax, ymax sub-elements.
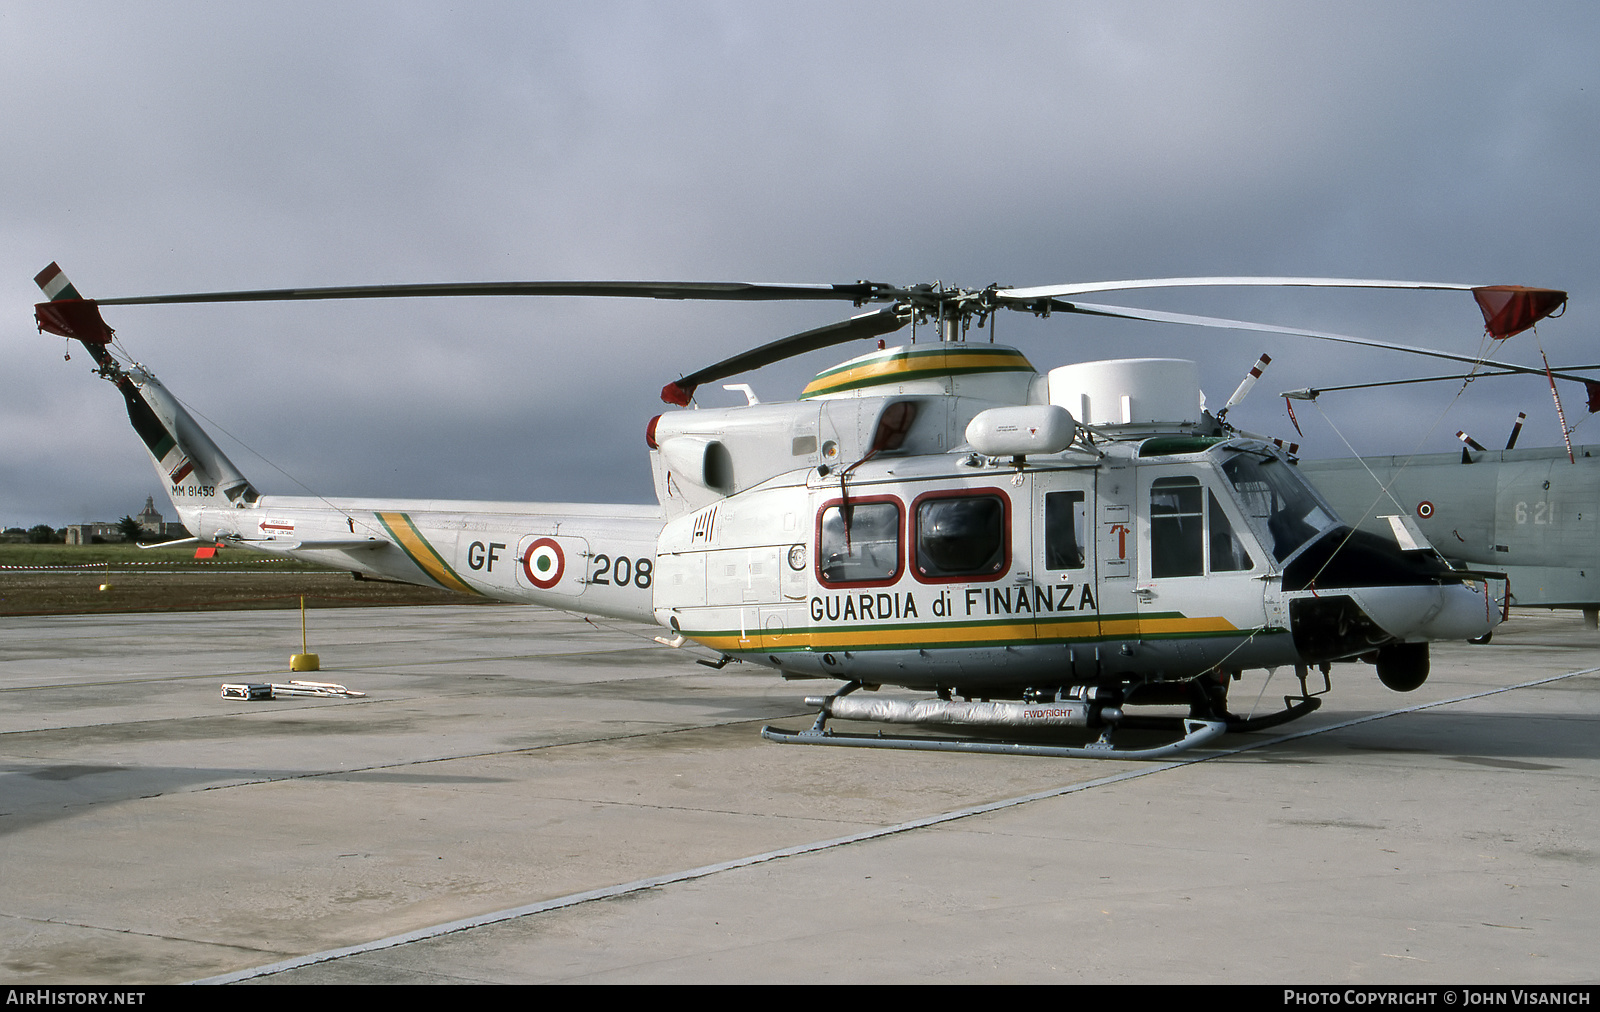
<box><xmin>3</xmin><ymin>1</ymin><xmax>1597</xmax><ymax>529</ymax></box>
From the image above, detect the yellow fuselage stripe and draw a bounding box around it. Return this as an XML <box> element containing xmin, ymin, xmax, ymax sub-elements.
<box><xmin>375</xmin><ymin>511</ymin><xmax>478</xmax><ymax>595</ymax></box>
<box><xmin>688</xmin><ymin>614</ymin><xmax>1242</xmax><ymax>651</ymax></box>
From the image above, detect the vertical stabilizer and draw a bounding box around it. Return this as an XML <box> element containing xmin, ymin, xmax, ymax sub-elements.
<box><xmin>122</xmin><ymin>366</ymin><xmax>258</xmax><ymax>511</ymax></box>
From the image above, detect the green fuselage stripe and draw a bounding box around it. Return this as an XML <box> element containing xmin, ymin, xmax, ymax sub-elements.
<box><xmin>375</xmin><ymin>512</ymin><xmax>479</xmax><ymax>595</ymax></box>
<box><xmin>683</xmin><ymin>613</ymin><xmax>1286</xmax><ymax>653</ymax></box>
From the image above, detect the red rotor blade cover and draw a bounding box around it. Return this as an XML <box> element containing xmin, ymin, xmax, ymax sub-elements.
<box><xmin>1472</xmin><ymin>286</ymin><xmax>1567</xmax><ymax>340</ymax></box>
<box><xmin>35</xmin><ymin>299</ymin><xmax>115</xmax><ymax>345</ymax></box>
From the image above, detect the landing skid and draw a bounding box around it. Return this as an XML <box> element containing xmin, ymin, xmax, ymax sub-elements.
<box><xmin>760</xmin><ymin>716</ymin><xmax>1227</xmax><ymax>760</ymax></box>
<box><xmin>1117</xmin><ymin>695</ymin><xmax>1322</xmax><ymax>735</ymax></box>
<box><xmin>1226</xmin><ymin>695</ymin><xmax>1322</xmax><ymax>732</ymax></box>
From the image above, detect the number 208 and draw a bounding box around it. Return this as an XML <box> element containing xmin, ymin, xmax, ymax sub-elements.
<box><xmin>591</xmin><ymin>554</ymin><xmax>653</xmax><ymax>588</ymax></box>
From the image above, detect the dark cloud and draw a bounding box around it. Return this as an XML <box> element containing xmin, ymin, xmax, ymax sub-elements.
<box><xmin>4</xmin><ymin>0</ymin><xmax>1597</xmax><ymax>528</ymax></box>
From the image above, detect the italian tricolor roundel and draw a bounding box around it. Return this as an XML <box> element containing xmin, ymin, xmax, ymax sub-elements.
<box><xmin>522</xmin><ymin>538</ymin><xmax>565</xmax><ymax>589</ymax></box>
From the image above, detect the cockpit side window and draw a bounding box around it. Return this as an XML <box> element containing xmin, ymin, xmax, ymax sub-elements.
<box><xmin>1221</xmin><ymin>453</ymin><xmax>1336</xmax><ymax>562</ymax></box>
<box><xmin>1150</xmin><ymin>477</ymin><xmax>1256</xmax><ymax>578</ymax></box>
<box><xmin>1208</xmin><ymin>490</ymin><xmax>1253</xmax><ymax>572</ymax></box>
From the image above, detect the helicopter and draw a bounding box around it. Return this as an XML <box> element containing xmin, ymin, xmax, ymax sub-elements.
<box><xmin>1292</xmin><ymin>401</ymin><xmax>1600</xmax><ymax>623</ymax></box>
<box><xmin>32</xmin><ymin>263</ymin><xmax>1570</xmax><ymax>759</ymax></box>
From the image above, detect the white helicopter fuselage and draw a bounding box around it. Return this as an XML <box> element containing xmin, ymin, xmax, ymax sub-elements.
<box><xmin>650</xmin><ymin>435</ymin><xmax>1499</xmax><ymax>693</ymax></box>
<box><xmin>134</xmin><ymin>342</ymin><xmax>1504</xmax><ymax>701</ymax></box>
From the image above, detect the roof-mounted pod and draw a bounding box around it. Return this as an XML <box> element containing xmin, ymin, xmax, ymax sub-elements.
<box><xmin>1047</xmin><ymin>359</ymin><xmax>1204</xmax><ymax>434</ymax></box>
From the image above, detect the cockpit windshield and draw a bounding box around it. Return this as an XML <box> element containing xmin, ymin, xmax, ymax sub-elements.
<box><xmin>1220</xmin><ymin>452</ymin><xmax>1338</xmax><ymax>562</ymax></box>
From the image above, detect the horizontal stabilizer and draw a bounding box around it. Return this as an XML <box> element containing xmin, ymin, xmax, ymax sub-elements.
<box><xmin>231</xmin><ymin>537</ymin><xmax>391</xmax><ymax>553</ymax></box>
<box><xmin>136</xmin><ymin>537</ymin><xmax>206</xmax><ymax>550</ymax></box>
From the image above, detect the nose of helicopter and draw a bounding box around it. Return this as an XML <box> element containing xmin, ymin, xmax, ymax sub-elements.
<box><xmin>1346</xmin><ymin>578</ymin><xmax>1504</xmax><ymax>642</ymax></box>
<box><xmin>1283</xmin><ymin>527</ymin><xmax>1507</xmax><ymax>662</ymax></box>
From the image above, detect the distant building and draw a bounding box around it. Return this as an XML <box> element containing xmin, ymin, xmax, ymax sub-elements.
<box><xmin>137</xmin><ymin>497</ymin><xmax>164</xmax><ymax>534</ymax></box>
<box><xmin>62</xmin><ymin>496</ymin><xmax>190</xmax><ymax>544</ymax></box>
<box><xmin>64</xmin><ymin>523</ymin><xmax>122</xmax><ymax>545</ymax></box>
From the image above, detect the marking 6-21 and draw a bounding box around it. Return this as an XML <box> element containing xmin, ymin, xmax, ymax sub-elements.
<box><xmin>1515</xmin><ymin>501</ymin><xmax>1555</xmax><ymax>525</ymax></box>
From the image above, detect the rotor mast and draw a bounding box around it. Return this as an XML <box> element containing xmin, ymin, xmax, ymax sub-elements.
<box><xmin>902</xmin><ymin>284</ymin><xmax>1005</xmax><ymax>345</ymax></box>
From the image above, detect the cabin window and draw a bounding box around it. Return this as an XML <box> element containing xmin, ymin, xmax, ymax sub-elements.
<box><xmin>817</xmin><ymin>499</ymin><xmax>902</xmax><ymax>585</ymax></box>
<box><xmin>913</xmin><ymin>491</ymin><xmax>1008</xmax><ymax>580</ymax></box>
<box><xmin>1151</xmin><ymin>477</ymin><xmax>1205</xmax><ymax>577</ymax></box>
<box><xmin>1044</xmin><ymin>490</ymin><xmax>1086</xmax><ymax>570</ymax></box>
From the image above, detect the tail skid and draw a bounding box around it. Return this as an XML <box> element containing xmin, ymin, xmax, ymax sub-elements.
<box><xmin>35</xmin><ymin>263</ymin><xmax>258</xmax><ymax>533</ymax></box>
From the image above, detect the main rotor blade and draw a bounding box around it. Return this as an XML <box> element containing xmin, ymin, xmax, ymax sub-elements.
<box><xmin>1053</xmin><ymin>300</ymin><xmax>1594</xmax><ymax>385</ymax></box>
<box><xmin>662</xmin><ymin>304</ymin><xmax>910</xmax><ymax>405</ymax></box>
<box><xmin>1281</xmin><ymin>365</ymin><xmax>1600</xmax><ymax>399</ymax></box>
<box><xmin>96</xmin><ymin>280</ymin><xmax>896</xmax><ymax>307</ymax></box>
<box><xmin>996</xmin><ymin>277</ymin><xmax>1478</xmax><ymax>301</ymax></box>
<box><xmin>999</xmin><ymin>278</ymin><xmax>1567</xmax><ymax>340</ymax></box>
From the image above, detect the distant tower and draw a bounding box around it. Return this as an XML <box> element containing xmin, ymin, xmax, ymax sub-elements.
<box><xmin>137</xmin><ymin>495</ymin><xmax>164</xmax><ymax>534</ymax></box>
